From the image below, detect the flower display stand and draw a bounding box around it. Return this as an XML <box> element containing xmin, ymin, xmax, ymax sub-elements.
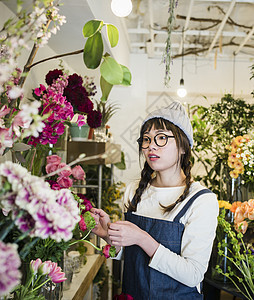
<box><xmin>67</xmin><ymin>141</ymin><xmax>121</xmax><ymax>213</ymax></box>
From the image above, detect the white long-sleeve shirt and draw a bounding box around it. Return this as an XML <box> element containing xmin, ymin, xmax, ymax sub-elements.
<box><xmin>115</xmin><ymin>180</ymin><xmax>219</xmax><ymax>290</ymax></box>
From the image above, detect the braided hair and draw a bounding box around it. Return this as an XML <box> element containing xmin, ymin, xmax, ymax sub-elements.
<box><xmin>127</xmin><ymin>117</ymin><xmax>192</xmax><ymax>213</ymax></box>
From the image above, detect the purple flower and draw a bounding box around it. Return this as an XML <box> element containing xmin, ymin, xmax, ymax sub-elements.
<box><xmin>87</xmin><ymin>110</ymin><xmax>102</xmax><ymax>128</ymax></box>
<box><xmin>0</xmin><ymin>241</ymin><xmax>21</xmax><ymax>296</ymax></box>
<box><xmin>77</xmin><ymin>97</ymin><xmax>94</xmax><ymax>114</ymax></box>
<box><xmin>45</xmin><ymin>69</ymin><xmax>63</xmax><ymax>85</ymax></box>
<box><xmin>67</xmin><ymin>73</ymin><xmax>83</xmax><ymax>89</ymax></box>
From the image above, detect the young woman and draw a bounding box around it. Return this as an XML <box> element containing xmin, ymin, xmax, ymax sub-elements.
<box><xmin>91</xmin><ymin>101</ymin><xmax>219</xmax><ymax>299</ymax></box>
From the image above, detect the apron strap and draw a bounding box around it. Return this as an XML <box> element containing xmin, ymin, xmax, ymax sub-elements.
<box><xmin>173</xmin><ymin>189</ymin><xmax>213</xmax><ymax>223</ymax></box>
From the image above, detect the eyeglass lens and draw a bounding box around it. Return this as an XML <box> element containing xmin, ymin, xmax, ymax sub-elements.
<box><xmin>141</xmin><ymin>133</ymin><xmax>174</xmax><ymax>149</ymax></box>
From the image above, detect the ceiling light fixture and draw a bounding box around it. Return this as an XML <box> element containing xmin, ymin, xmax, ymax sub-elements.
<box><xmin>111</xmin><ymin>0</ymin><xmax>133</xmax><ymax>18</ymax></box>
<box><xmin>177</xmin><ymin>29</ymin><xmax>187</xmax><ymax>98</ymax></box>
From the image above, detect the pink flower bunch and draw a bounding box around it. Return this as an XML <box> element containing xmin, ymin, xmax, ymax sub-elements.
<box><xmin>0</xmin><ymin>241</ymin><xmax>22</xmax><ymax>296</ymax></box>
<box><xmin>0</xmin><ymin>161</ymin><xmax>80</xmax><ymax>242</ymax></box>
<box><xmin>45</xmin><ymin>69</ymin><xmax>102</xmax><ymax>128</ymax></box>
<box><xmin>45</xmin><ymin>154</ymin><xmax>85</xmax><ymax>189</ymax></box>
<box><xmin>30</xmin><ymin>258</ymin><xmax>66</xmax><ymax>283</ymax></box>
<box><xmin>28</xmin><ymin>73</ymin><xmax>74</xmax><ymax>147</ymax></box>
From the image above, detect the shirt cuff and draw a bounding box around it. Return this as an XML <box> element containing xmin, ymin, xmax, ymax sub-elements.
<box><xmin>112</xmin><ymin>247</ymin><xmax>123</xmax><ymax>260</ymax></box>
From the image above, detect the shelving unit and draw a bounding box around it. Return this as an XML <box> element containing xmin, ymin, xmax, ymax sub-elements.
<box><xmin>62</xmin><ymin>254</ymin><xmax>105</xmax><ymax>300</ymax></box>
<box><xmin>64</xmin><ymin>140</ymin><xmax>122</xmax><ymax>300</ymax></box>
<box><xmin>67</xmin><ymin>141</ymin><xmax>121</xmax><ymax>210</ymax></box>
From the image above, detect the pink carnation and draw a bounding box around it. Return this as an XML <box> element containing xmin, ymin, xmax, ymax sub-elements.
<box><xmin>58</xmin><ymin>163</ymin><xmax>72</xmax><ymax>177</ymax></box>
<box><xmin>46</xmin><ymin>155</ymin><xmax>62</xmax><ymax>165</ymax></box>
<box><xmin>57</xmin><ymin>176</ymin><xmax>73</xmax><ymax>188</ymax></box>
<box><xmin>72</xmin><ymin>165</ymin><xmax>85</xmax><ymax>180</ymax></box>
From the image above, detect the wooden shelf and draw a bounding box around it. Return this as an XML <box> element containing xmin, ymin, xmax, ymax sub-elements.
<box><xmin>62</xmin><ymin>254</ymin><xmax>105</xmax><ymax>300</ymax></box>
<box><xmin>67</xmin><ymin>141</ymin><xmax>121</xmax><ymax>165</ymax></box>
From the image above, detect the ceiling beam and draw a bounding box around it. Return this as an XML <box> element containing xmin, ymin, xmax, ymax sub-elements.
<box><xmin>178</xmin><ymin>0</ymin><xmax>195</xmax><ymax>54</ymax></box>
<box><xmin>234</xmin><ymin>25</ymin><xmax>254</xmax><ymax>55</ymax></box>
<box><xmin>196</xmin><ymin>0</ymin><xmax>254</xmax><ymax>2</ymax></box>
<box><xmin>128</xmin><ymin>28</ymin><xmax>247</xmax><ymax>38</ymax></box>
<box><xmin>206</xmin><ymin>0</ymin><xmax>236</xmax><ymax>55</ymax></box>
<box><xmin>147</xmin><ymin>0</ymin><xmax>155</xmax><ymax>57</ymax></box>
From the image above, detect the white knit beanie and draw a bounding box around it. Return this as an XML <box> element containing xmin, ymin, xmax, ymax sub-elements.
<box><xmin>142</xmin><ymin>101</ymin><xmax>194</xmax><ymax>148</ymax></box>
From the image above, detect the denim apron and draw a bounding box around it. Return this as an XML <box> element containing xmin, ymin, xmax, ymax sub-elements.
<box><xmin>122</xmin><ymin>189</ymin><xmax>212</xmax><ymax>300</ymax></box>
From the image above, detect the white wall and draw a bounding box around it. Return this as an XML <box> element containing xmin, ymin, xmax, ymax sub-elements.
<box><xmin>2</xmin><ymin>1</ymin><xmax>253</xmax><ymax>187</ymax></box>
<box><xmin>109</xmin><ymin>53</ymin><xmax>254</xmax><ymax>185</ymax></box>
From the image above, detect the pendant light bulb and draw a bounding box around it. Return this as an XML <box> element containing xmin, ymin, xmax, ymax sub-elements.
<box><xmin>177</xmin><ymin>78</ymin><xmax>187</xmax><ymax>98</ymax></box>
<box><xmin>111</xmin><ymin>0</ymin><xmax>133</xmax><ymax>17</ymax></box>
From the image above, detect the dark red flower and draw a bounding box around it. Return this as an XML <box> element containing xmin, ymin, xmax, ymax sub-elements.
<box><xmin>77</xmin><ymin>98</ymin><xmax>94</xmax><ymax>114</ymax></box>
<box><xmin>79</xmin><ymin>215</ymin><xmax>87</xmax><ymax>231</ymax></box>
<box><xmin>77</xmin><ymin>194</ymin><xmax>93</xmax><ymax>213</ymax></box>
<box><xmin>45</xmin><ymin>69</ymin><xmax>63</xmax><ymax>85</ymax></box>
<box><xmin>67</xmin><ymin>73</ymin><xmax>83</xmax><ymax>89</ymax></box>
<box><xmin>87</xmin><ymin>110</ymin><xmax>102</xmax><ymax>128</ymax></box>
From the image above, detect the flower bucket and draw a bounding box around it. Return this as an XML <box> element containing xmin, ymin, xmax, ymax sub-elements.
<box><xmin>69</xmin><ymin>124</ymin><xmax>90</xmax><ymax>141</ymax></box>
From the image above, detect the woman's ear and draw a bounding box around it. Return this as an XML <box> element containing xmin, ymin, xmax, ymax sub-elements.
<box><xmin>180</xmin><ymin>147</ymin><xmax>185</xmax><ymax>155</ymax></box>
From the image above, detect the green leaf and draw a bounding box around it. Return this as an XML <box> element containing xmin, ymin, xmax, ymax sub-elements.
<box><xmin>106</xmin><ymin>24</ymin><xmax>119</xmax><ymax>47</ymax></box>
<box><xmin>83</xmin><ymin>20</ymin><xmax>103</xmax><ymax>38</ymax></box>
<box><xmin>12</xmin><ymin>143</ymin><xmax>31</xmax><ymax>152</ymax></box>
<box><xmin>100</xmin><ymin>76</ymin><xmax>113</xmax><ymax>102</ymax></box>
<box><xmin>83</xmin><ymin>32</ymin><xmax>103</xmax><ymax>69</ymax></box>
<box><xmin>100</xmin><ymin>56</ymin><xmax>123</xmax><ymax>85</ymax></box>
<box><xmin>119</xmin><ymin>64</ymin><xmax>132</xmax><ymax>86</ymax></box>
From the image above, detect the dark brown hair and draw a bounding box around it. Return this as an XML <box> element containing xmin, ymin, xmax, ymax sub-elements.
<box><xmin>127</xmin><ymin>117</ymin><xmax>192</xmax><ymax>214</ymax></box>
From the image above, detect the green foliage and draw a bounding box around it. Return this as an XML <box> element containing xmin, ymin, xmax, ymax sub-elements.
<box><xmin>94</xmin><ymin>100</ymin><xmax>119</xmax><ymax>127</ymax></box>
<box><xmin>101</xmin><ymin>182</ymin><xmax>124</xmax><ymax>221</ymax></box>
<box><xmin>83</xmin><ymin>31</ymin><xmax>103</xmax><ymax>69</ymax></box>
<box><xmin>191</xmin><ymin>94</ymin><xmax>254</xmax><ymax>198</ymax></box>
<box><xmin>82</xmin><ymin>19</ymin><xmax>131</xmax><ymax>101</ymax></box>
<box><xmin>216</xmin><ymin>210</ymin><xmax>254</xmax><ymax>299</ymax></box>
<box><xmin>26</xmin><ymin>238</ymin><xmax>69</xmax><ymax>263</ymax></box>
<box><xmin>84</xmin><ymin>211</ymin><xmax>96</xmax><ymax>230</ymax></box>
<box><xmin>100</xmin><ymin>56</ymin><xmax>123</xmax><ymax>85</ymax></box>
<box><xmin>12</xmin><ymin>285</ymin><xmax>45</xmax><ymax>300</ymax></box>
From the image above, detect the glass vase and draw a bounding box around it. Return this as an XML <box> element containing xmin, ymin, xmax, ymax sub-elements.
<box><xmin>94</xmin><ymin>126</ymin><xmax>108</xmax><ymax>142</ymax></box>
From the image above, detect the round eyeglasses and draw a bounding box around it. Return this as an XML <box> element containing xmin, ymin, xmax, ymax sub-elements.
<box><xmin>138</xmin><ymin>133</ymin><xmax>175</xmax><ymax>149</ymax></box>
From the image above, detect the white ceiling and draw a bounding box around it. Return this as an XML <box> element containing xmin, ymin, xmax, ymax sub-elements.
<box><xmin>2</xmin><ymin>0</ymin><xmax>254</xmax><ymax>71</ymax></box>
<box><xmin>126</xmin><ymin>0</ymin><xmax>254</xmax><ymax>60</ymax></box>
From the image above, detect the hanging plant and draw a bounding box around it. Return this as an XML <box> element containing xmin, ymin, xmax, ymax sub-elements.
<box><xmin>163</xmin><ymin>0</ymin><xmax>178</xmax><ymax>87</ymax></box>
<box><xmin>83</xmin><ymin>20</ymin><xmax>132</xmax><ymax>102</ymax></box>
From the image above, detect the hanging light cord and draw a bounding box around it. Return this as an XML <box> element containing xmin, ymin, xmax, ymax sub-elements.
<box><xmin>181</xmin><ymin>28</ymin><xmax>184</xmax><ymax>80</ymax></box>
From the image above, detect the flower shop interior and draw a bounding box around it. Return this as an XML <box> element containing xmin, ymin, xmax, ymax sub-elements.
<box><xmin>0</xmin><ymin>0</ymin><xmax>254</xmax><ymax>300</ymax></box>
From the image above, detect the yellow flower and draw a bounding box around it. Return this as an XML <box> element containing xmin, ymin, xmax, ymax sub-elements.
<box><xmin>233</xmin><ymin>136</ymin><xmax>244</xmax><ymax>146</ymax></box>
<box><xmin>230</xmin><ymin>169</ymin><xmax>239</xmax><ymax>179</ymax></box>
<box><xmin>218</xmin><ymin>200</ymin><xmax>232</xmax><ymax>209</ymax></box>
<box><xmin>243</xmin><ymin>134</ymin><xmax>250</xmax><ymax>142</ymax></box>
<box><xmin>228</xmin><ymin>160</ymin><xmax>235</xmax><ymax>168</ymax></box>
<box><xmin>228</xmin><ymin>152</ymin><xmax>237</xmax><ymax>162</ymax></box>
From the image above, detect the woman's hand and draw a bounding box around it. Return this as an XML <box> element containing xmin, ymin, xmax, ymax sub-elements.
<box><xmin>108</xmin><ymin>221</ymin><xmax>142</xmax><ymax>247</ymax></box>
<box><xmin>90</xmin><ymin>208</ymin><xmax>111</xmax><ymax>242</ymax></box>
<box><xmin>108</xmin><ymin>221</ymin><xmax>159</xmax><ymax>258</ymax></box>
